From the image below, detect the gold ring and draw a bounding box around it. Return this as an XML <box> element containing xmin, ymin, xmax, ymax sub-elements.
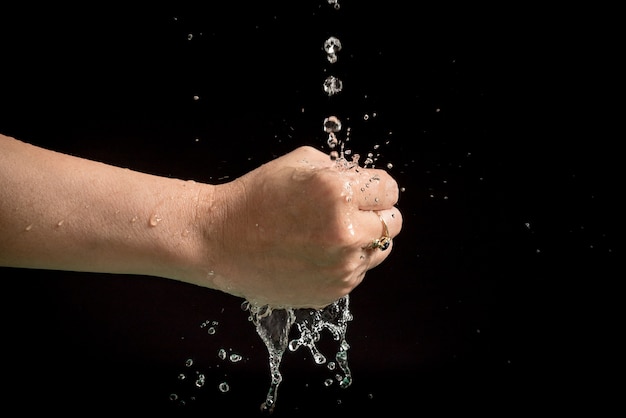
<box><xmin>365</xmin><ymin>212</ymin><xmax>391</xmax><ymax>251</ymax></box>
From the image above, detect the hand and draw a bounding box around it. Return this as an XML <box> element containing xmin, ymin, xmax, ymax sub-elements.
<box><xmin>206</xmin><ymin>146</ymin><xmax>402</xmax><ymax>309</ymax></box>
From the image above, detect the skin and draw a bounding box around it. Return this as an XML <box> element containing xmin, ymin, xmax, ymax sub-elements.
<box><xmin>0</xmin><ymin>133</ymin><xmax>402</xmax><ymax>309</ymax></box>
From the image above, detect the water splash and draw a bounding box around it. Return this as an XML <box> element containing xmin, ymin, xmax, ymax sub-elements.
<box><xmin>242</xmin><ymin>295</ymin><xmax>353</xmax><ymax>414</ymax></box>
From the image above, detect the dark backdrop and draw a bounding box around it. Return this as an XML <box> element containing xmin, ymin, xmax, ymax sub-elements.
<box><xmin>0</xmin><ymin>2</ymin><xmax>619</xmax><ymax>416</ymax></box>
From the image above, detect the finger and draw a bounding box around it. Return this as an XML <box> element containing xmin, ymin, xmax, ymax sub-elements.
<box><xmin>349</xmin><ymin>208</ymin><xmax>402</xmax><ymax>276</ymax></box>
<box><xmin>378</xmin><ymin>207</ymin><xmax>402</xmax><ymax>239</ymax></box>
<box><xmin>357</xmin><ymin>208</ymin><xmax>402</xmax><ymax>251</ymax></box>
<box><xmin>350</xmin><ymin>168</ymin><xmax>399</xmax><ymax>210</ymax></box>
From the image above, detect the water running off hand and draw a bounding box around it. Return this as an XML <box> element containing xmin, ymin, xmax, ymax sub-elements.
<box><xmin>242</xmin><ymin>295</ymin><xmax>353</xmax><ymax>414</ymax></box>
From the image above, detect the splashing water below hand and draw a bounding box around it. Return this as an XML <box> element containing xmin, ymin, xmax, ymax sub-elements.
<box><xmin>241</xmin><ymin>295</ymin><xmax>353</xmax><ymax>414</ymax></box>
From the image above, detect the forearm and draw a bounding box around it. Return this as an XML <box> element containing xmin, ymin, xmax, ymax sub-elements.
<box><xmin>0</xmin><ymin>133</ymin><xmax>217</xmax><ymax>286</ymax></box>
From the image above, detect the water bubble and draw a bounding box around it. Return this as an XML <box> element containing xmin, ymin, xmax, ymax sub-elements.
<box><xmin>207</xmin><ymin>326</ymin><xmax>216</xmax><ymax>335</ymax></box>
<box><xmin>323</xmin><ymin>76</ymin><xmax>343</xmax><ymax>96</ymax></box>
<box><xmin>218</xmin><ymin>348</ymin><xmax>227</xmax><ymax>360</ymax></box>
<box><xmin>218</xmin><ymin>382</ymin><xmax>230</xmax><ymax>393</ymax></box>
<box><xmin>324</xmin><ymin>378</ymin><xmax>334</xmax><ymax>387</ymax></box>
<box><xmin>185</xmin><ymin>358</ymin><xmax>193</xmax><ymax>367</ymax></box>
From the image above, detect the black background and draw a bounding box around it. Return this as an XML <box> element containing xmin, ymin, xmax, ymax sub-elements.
<box><xmin>0</xmin><ymin>1</ymin><xmax>619</xmax><ymax>416</ymax></box>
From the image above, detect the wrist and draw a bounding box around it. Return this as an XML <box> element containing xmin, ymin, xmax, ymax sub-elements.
<box><xmin>155</xmin><ymin>180</ymin><xmax>220</xmax><ymax>289</ymax></box>
<box><xmin>175</xmin><ymin>178</ymin><xmax>247</xmax><ymax>298</ymax></box>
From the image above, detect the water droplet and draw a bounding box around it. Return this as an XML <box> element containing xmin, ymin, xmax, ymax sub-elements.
<box><xmin>327</xmin><ymin>133</ymin><xmax>338</xmax><ymax>148</ymax></box>
<box><xmin>323</xmin><ymin>116</ymin><xmax>342</xmax><ymax>133</ymax></box>
<box><xmin>149</xmin><ymin>214</ymin><xmax>162</xmax><ymax>227</ymax></box>
<box><xmin>229</xmin><ymin>353</ymin><xmax>243</xmax><ymax>362</ymax></box>
<box><xmin>323</xmin><ymin>36</ymin><xmax>342</xmax><ymax>63</ymax></box>
<box><xmin>25</xmin><ymin>224</ymin><xmax>33</xmax><ymax>231</ymax></box>
<box><xmin>288</xmin><ymin>339</ymin><xmax>301</xmax><ymax>351</ymax></box>
<box><xmin>195</xmin><ymin>374</ymin><xmax>206</xmax><ymax>388</ymax></box>
<box><xmin>323</xmin><ymin>36</ymin><xmax>342</xmax><ymax>54</ymax></box>
<box><xmin>56</xmin><ymin>220</ymin><xmax>64</xmax><ymax>227</ymax></box>
<box><xmin>323</xmin><ymin>76</ymin><xmax>343</xmax><ymax>96</ymax></box>
<box><xmin>327</xmin><ymin>0</ymin><xmax>341</xmax><ymax>10</ymax></box>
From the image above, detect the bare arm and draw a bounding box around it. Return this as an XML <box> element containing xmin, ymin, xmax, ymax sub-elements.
<box><xmin>0</xmin><ymin>133</ymin><xmax>402</xmax><ymax>308</ymax></box>
<box><xmin>0</xmin><ymin>133</ymin><xmax>215</xmax><ymax>284</ymax></box>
